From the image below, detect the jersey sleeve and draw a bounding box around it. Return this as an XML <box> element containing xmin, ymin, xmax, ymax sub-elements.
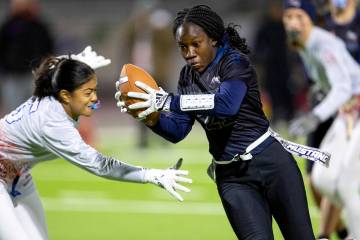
<box><xmin>312</xmin><ymin>45</ymin><xmax>352</xmax><ymax>121</ymax></box>
<box><xmin>219</xmin><ymin>53</ymin><xmax>254</xmax><ymax>83</ymax></box>
<box><xmin>150</xmin><ymin>111</ymin><xmax>195</xmax><ymax>143</ymax></box>
<box><xmin>41</xmin><ymin>118</ymin><xmax>146</xmax><ymax>183</ymax></box>
<box><xmin>170</xmin><ymin>54</ymin><xmax>249</xmax><ymax>117</ymax></box>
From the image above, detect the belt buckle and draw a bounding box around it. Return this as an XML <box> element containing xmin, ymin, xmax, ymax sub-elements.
<box><xmin>233</xmin><ymin>153</ymin><xmax>252</xmax><ymax>161</ymax></box>
<box><xmin>239</xmin><ymin>153</ymin><xmax>253</xmax><ymax>161</ymax></box>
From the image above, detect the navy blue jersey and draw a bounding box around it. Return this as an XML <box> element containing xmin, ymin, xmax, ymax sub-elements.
<box><xmin>324</xmin><ymin>10</ymin><xmax>360</xmax><ymax>63</ymax></box>
<box><xmin>151</xmin><ymin>44</ymin><xmax>271</xmax><ymax>161</ymax></box>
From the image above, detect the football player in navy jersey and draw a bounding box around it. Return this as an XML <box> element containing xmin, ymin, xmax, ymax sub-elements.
<box><xmin>116</xmin><ymin>5</ymin><xmax>315</xmax><ymax>239</ymax></box>
<box><xmin>325</xmin><ymin>0</ymin><xmax>360</xmax><ymax>63</ymax></box>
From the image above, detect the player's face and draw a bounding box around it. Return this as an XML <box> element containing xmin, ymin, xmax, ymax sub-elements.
<box><xmin>283</xmin><ymin>8</ymin><xmax>313</xmax><ymax>48</ymax></box>
<box><xmin>176</xmin><ymin>22</ymin><xmax>217</xmax><ymax>73</ymax></box>
<box><xmin>64</xmin><ymin>75</ymin><xmax>98</xmax><ymax>120</ymax></box>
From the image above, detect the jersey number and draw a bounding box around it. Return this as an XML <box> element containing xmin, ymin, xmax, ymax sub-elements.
<box><xmin>5</xmin><ymin>99</ymin><xmax>40</xmax><ymax>124</ymax></box>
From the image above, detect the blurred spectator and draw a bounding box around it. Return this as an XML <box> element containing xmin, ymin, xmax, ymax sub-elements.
<box><xmin>305</xmin><ymin>0</ymin><xmax>360</xmax><ymax>238</ymax></box>
<box><xmin>121</xmin><ymin>0</ymin><xmax>174</xmax><ymax>148</ymax></box>
<box><xmin>254</xmin><ymin>2</ymin><xmax>294</xmax><ymax>125</ymax></box>
<box><xmin>0</xmin><ymin>0</ymin><xmax>54</xmax><ymax>114</ymax></box>
<box><xmin>324</xmin><ymin>0</ymin><xmax>360</xmax><ymax>63</ymax></box>
<box><xmin>284</xmin><ymin>1</ymin><xmax>360</xmax><ymax>238</ymax></box>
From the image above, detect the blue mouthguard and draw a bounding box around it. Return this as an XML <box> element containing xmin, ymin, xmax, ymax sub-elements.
<box><xmin>89</xmin><ymin>100</ymin><xmax>101</xmax><ymax>110</ymax></box>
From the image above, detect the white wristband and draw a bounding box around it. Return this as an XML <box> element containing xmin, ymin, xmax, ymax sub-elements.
<box><xmin>180</xmin><ymin>94</ymin><xmax>215</xmax><ymax>111</ymax></box>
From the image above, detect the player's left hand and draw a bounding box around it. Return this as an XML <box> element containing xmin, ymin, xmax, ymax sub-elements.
<box><xmin>71</xmin><ymin>46</ymin><xmax>111</xmax><ymax>70</ymax></box>
<box><xmin>144</xmin><ymin>158</ymin><xmax>192</xmax><ymax>202</ymax></box>
<box><xmin>127</xmin><ymin>81</ymin><xmax>172</xmax><ymax>119</ymax></box>
<box><xmin>289</xmin><ymin>112</ymin><xmax>321</xmax><ymax>137</ymax></box>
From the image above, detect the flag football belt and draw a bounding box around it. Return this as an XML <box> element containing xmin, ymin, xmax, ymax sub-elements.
<box><xmin>0</xmin><ymin>159</ymin><xmax>25</xmax><ymax>197</ymax></box>
<box><xmin>213</xmin><ymin>128</ymin><xmax>330</xmax><ymax>167</ymax></box>
<box><xmin>269</xmin><ymin>129</ymin><xmax>330</xmax><ymax>167</ymax></box>
<box><xmin>213</xmin><ymin>130</ymin><xmax>272</xmax><ymax>165</ymax></box>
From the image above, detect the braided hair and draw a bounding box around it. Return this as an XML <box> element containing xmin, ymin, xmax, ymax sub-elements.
<box><xmin>173</xmin><ymin>5</ymin><xmax>250</xmax><ymax>54</ymax></box>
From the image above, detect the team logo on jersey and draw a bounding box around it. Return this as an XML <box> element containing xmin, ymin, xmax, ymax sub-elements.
<box><xmin>211</xmin><ymin>76</ymin><xmax>220</xmax><ymax>85</ymax></box>
<box><xmin>209</xmin><ymin>76</ymin><xmax>221</xmax><ymax>89</ymax></box>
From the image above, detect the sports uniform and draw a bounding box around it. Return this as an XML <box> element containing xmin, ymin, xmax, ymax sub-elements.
<box><xmin>0</xmin><ymin>94</ymin><xmax>191</xmax><ymax>240</ymax></box>
<box><xmin>324</xmin><ymin>8</ymin><xmax>360</xmax><ymax>63</ymax></box>
<box><xmin>147</xmin><ymin>38</ymin><xmax>314</xmax><ymax>239</ymax></box>
<box><xmin>0</xmin><ymin>45</ymin><xmax>193</xmax><ymax>240</ymax></box>
<box><xmin>297</xmin><ymin>26</ymin><xmax>360</xmax><ymax>237</ymax></box>
<box><xmin>0</xmin><ymin>96</ymin><xmax>148</xmax><ymax>239</ymax></box>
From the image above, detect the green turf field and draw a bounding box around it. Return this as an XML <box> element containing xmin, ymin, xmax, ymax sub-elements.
<box><xmin>32</xmin><ymin>124</ymin><xmax>324</xmax><ymax>240</ymax></box>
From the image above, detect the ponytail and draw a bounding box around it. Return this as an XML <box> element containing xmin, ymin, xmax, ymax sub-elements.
<box><xmin>33</xmin><ymin>57</ymin><xmax>62</xmax><ymax>99</ymax></box>
<box><xmin>224</xmin><ymin>24</ymin><xmax>250</xmax><ymax>55</ymax></box>
<box><xmin>33</xmin><ymin>56</ymin><xmax>95</xmax><ymax>100</ymax></box>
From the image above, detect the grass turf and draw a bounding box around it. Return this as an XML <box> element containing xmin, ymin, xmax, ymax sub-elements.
<box><xmin>32</xmin><ymin>124</ymin><xmax>323</xmax><ymax>240</ymax></box>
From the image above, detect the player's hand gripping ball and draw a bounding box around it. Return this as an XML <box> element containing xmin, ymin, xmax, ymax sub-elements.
<box><xmin>115</xmin><ymin>64</ymin><xmax>160</xmax><ymax>126</ymax></box>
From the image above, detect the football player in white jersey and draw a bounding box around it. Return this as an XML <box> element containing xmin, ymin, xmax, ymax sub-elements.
<box><xmin>0</xmin><ymin>47</ymin><xmax>191</xmax><ymax>240</ymax></box>
<box><xmin>283</xmin><ymin>0</ymin><xmax>360</xmax><ymax>238</ymax></box>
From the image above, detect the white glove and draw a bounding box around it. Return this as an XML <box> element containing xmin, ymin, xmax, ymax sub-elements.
<box><xmin>127</xmin><ymin>81</ymin><xmax>172</xmax><ymax>119</ymax></box>
<box><xmin>289</xmin><ymin>112</ymin><xmax>321</xmax><ymax>137</ymax></box>
<box><xmin>63</xmin><ymin>46</ymin><xmax>111</xmax><ymax>70</ymax></box>
<box><xmin>114</xmin><ymin>85</ymin><xmax>127</xmax><ymax>113</ymax></box>
<box><xmin>144</xmin><ymin>158</ymin><xmax>192</xmax><ymax>202</ymax></box>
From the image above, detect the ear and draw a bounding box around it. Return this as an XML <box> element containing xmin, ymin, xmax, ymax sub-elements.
<box><xmin>211</xmin><ymin>40</ymin><xmax>217</xmax><ymax>47</ymax></box>
<box><xmin>59</xmin><ymin>89</ymin><xmax>71</xmax><ymax>104</ymax></box>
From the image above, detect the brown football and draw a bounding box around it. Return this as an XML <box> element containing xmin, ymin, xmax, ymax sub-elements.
<box><xmin>118</xmin><ymin>64</ymin><xmax>160</xmax><ymax>126</ymax></box>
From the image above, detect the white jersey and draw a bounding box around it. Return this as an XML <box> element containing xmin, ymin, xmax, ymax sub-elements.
<box><xmin>299</xmin><ymin>26</ymin><xmax>360</xmax><ymax>121</ymax></box>
<box><xmin>0</xmin><ymin>96</ymin><xmax>146</xmax><ymax>187</ymax></box>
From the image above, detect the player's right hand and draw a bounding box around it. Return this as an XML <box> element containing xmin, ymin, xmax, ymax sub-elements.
<box><xmin>114</xmin><ymin>80</ymin><xmax>127</xmax><ymax>113</ymax></box>
<box><xmin>144</xmin><ymin>158</ymin><xmax>192</xmax><ymax>202</ymax></box>
<box><xmin>127</xmin><ymin>81</ymin><xmax>172</xmax><ymax>119</ymax></box>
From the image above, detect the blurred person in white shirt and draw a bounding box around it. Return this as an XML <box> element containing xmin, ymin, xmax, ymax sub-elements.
<box><xmin>283</xmin><ymin>0</ymin><xmax>360</xmax><ymax>238</ymax></box>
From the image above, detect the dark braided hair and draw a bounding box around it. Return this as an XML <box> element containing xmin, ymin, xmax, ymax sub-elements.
<box><xmin>173</xmin><ymin>5</ymin><xmax>250</xmax><ymax>54</ymax></box>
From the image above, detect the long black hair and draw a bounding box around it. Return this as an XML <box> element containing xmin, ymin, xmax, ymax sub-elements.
<box><xmin>173</xmin><ymin>5</ymin><xmax>250</xmax><ymax>55</ymax></box>
<box><xmin>33</xmin><ymin>57</ymin><xmax>95</xmax><ymax>101</ymax></box>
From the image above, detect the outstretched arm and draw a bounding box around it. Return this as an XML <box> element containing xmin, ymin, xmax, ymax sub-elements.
<box><xmin>150</xmin><ymin>111</ymin><xmax>195</xmax><ymax>143</ymax></box>
<box><xmin>42</xmin><ymin>121</ymin><xmax>191</xmax><ymax>201</ymax></box>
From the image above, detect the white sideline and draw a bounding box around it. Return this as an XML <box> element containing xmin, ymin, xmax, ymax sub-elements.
<box><xmin>42</xmin><ymin>197</ymin><xmax>225</xmax><ymax>215</ymax></box>
<box><xmin>41</xmin><ymin>196</ymin><xmax>320</xmax><ymax>218</ymax></box>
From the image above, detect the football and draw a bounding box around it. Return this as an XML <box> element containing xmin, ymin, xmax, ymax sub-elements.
<box><xmin>118</xmin><ymin>64</ymin><xmax>160</xmax><ymax>126</ymax></box>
